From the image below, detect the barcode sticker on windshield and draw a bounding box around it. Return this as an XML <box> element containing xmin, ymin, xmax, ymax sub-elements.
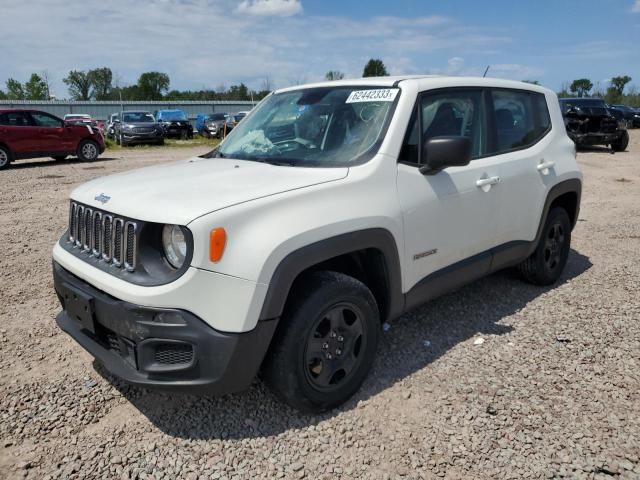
<box><xmin>346</xmin><ymin>89</ymin><xmax>399</xmax><ymax>103</ymax></box>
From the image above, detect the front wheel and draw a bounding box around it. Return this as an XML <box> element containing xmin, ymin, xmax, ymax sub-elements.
<box><xmin>77</xmin><ymin>140</ymin><xmax>99</xmax><ymax>161</ymax></box>
<box><xmin>611</xmin><ymin>130</ymin><xmax>629</xmax><ymax>152</ymax></box>
<box><xmin>262</xmin><ymin>271</ymin><xmax>380</xmax><ymax>412</ymax></box>
<box><xmin>518</xmin><ymin>207</ymin><xmax>571</xmax><ymax>285</ymax></box>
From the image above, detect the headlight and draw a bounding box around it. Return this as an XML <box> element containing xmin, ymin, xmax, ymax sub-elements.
<box><xmin>162</xmin><ymin>224</ymin><xmax>188</xmax><ymax>269</ymax></box>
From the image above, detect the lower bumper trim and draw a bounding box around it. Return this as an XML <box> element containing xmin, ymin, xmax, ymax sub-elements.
<box><xmin>54</xmin><ymin>262</ymin><xmax>278</xmax><ymax>394</ymax></box>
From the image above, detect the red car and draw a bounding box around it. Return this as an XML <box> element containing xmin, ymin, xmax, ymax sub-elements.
<box><xmin>0</xmin><ymin>109</ymin><xmax>106</xmax><ymax>170</ymax></box>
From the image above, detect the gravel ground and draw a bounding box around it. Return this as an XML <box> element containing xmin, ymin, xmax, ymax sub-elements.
<box><xmin>1</xmin><ymin>135</ymin><xmax>639</xmax><ymax>480</ymax></box>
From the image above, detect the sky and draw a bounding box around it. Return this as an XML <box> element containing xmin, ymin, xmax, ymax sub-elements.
<box><xmin>1</xmin><ymin>0</ymin><xmax>639</xmax><ymax>98</ymax></box>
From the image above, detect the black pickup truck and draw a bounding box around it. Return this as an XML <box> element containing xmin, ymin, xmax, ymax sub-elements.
<box><xmin>559</xmin><ymin>98</ymin><xmax>629</xmax><ymax>151</ymax></box>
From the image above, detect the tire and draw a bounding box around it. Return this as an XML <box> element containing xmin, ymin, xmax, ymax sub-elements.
<box><xmin>518</xmin><ymin>207</ymin><xmax>571</xmax><ymax>286</ymax></box>
<box><xmin>262</xmin><ymin>271</ymin><xmax>380</xmax><ymax>413</ymax></box>
<box><xmin>0</xmin><ymin>146</ymin><xmax>13</xmax><ymax>169</ymax></box>
<box><xmin>77</xmin><ymin>140</ymin><xmax>100</xmax><ymax>161</ymax></box>
<box><xmin>611</xmin><ymin>130</ymin><xmax>629</xmax><ymax>152</ymax></box>
<box><xmin>157</xmin><ymin>138</ymin><xmax>165</xmax><ymax>146</ymax></box>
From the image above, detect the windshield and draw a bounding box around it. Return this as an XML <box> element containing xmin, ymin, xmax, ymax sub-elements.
<box><xmin>160</xmin><ymin>111</ymin><xmax>187</xmax><ymax>121</ymax></box>
<box><xmin>123</xmin><ymin>112</ymin><xmax>155</xmax><ymax>123</ymax></box>
<box><xmin>214</xmin><ymin>86</ymin><xmax>398</xmax><ymax>167</ymax></box>
<box><xmin>209</xmin><ymin>113</ymin><xmax>227</xmax><ymax>121</ymax></box>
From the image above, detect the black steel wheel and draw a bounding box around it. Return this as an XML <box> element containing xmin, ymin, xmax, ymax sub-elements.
<box><xmin>519</xmin><ymin>207</ymin><xmax>571</xmax><ymax>285</ymax></box>
<box><xmin>304</xmin><ymin>302</ymin><xmax>367</xmax><ymax>391</ymax></box>
<box><xmin>262</xmin><ymin>271</ymin><xmax>380</xmax><ymax>412</ymax></box>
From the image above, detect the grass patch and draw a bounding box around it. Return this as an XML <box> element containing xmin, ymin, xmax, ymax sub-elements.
<box><xmin>105</xmin><ymin>135</ymin><xmax>221</xmax><ymax>151</ymax></box>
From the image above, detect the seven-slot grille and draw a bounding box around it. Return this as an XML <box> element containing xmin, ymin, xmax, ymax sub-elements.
<box><xmin>68</xmin><ymin>202</ymin><xmax>138</xmax><ymax>271</ymax></box>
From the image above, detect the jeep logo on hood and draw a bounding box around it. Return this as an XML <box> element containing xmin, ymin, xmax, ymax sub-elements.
<box><xmin>94</xmin><ymin>193</ymin><xmax>111</xmax><ymax>204</ymax></box>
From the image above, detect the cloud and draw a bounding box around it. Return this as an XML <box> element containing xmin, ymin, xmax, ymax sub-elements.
<box><xmin>0</xmin><ymin>0</ymin><xmax>516</xmax><ymax>97</ymax></box>
<box><xmin>236</xmin><ymin>0</ymin><xmax>302</xmax><ymax>16</ymax></box>
<box><xmin>633</xmin><ymin>0</ymin><xmax>640</xmax><ymax>12</ymax></box>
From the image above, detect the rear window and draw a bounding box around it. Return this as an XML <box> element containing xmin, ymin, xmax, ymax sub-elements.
<box><xmin>0</xmin><ymin>112</ymin><xmax>32</xmax><ymax>126</ymax></box>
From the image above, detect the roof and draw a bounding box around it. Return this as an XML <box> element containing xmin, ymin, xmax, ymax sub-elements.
<box><xmin>275</xmin><ymin>75</ymin><xmax>550</xmax><ymax>94</ymax></box>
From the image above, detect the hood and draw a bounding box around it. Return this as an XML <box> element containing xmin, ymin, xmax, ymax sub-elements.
<box><xmin>70</xmin><ymin>157</ymin><xmax>349</xmax><ymax>225</ymax></box>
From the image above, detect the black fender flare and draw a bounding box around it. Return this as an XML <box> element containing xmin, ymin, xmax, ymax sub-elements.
<box><xmin>535</xmin><ymin>178</ymin><xmax>582</xmax><ymax>239</ymax></box>
<box><xmin>259</xmin><ymin>228</ymin><xmax>404</xmax><ymax>322</ymax></box>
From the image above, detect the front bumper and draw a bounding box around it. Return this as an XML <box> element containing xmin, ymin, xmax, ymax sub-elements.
<box><xmin>121</xmin><ymin>131</ymin><xmax>163</xmax><ymax>144</ymax></box>
<box><xmin>53</xmin><ymin>262</ymin><xmax>278</xmax><ymax>393</ymax></box>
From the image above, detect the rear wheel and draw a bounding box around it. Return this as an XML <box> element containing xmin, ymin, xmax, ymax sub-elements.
<box><xmin>262</xmin><ymin>271</ymin><xmax>380</xmax><ymax>412</ymax></box>
<box><xmin>611</xmin><ymin>130</ymin><xmax>629</xmax><ymax>152</ymax></box>
<box><xmin>0</xmin><ymin>146</ymin><xmax>12</xmax><ymax>169</ymax></box>
<box><xmin>77</xmin><ymin>140</ymin><xmax>99</xmax><ymax>161</ymax></box>
<box><xmin>518</xmin><ymin>207</ymin><xmax>571</xmax><ymax>285</ymax></box>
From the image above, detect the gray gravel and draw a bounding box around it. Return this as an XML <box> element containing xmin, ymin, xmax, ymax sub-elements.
<box><xmin>1</xmin><ymin>137</ymin><xmax>640</xmax><ymax>479</ymax></box>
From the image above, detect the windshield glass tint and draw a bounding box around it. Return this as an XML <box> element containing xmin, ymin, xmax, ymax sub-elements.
<box><xmin>217</xmin><ymin>87</ymin><xmax>398</xmax><ymax>166</ymax></box>
<box><xmin>161</xmin><ymin>111</ymin><xmax>187</xmax><ymax>121</ymax></box>
<box><xmin>209</xmin><ymin>114</ymin><xmax>227</xmax><ymax>121</ymax></box>
<box><xmin>123</xmin><ymin>113</ymin><xmax>155</xmax><ymax>123</ymax></box>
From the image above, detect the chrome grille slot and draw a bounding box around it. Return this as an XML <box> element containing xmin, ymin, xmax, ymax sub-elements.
<box><xmin>67</xmin><ymin>202</ymin><xmax>138</xmax><ymax>272</ymax></box>
<box><xmin>92</xmin><ymin>211</ymin><xmax>102</xmax><ymax>257</ymax></box>
<box><xmin>124</xmin><ymin>222</ymin><xmax>137</xmax><ymax>271</ymax></box>
<box><xmin>102</xmin><ymin>215</ymin><xmax>112</xmax><ymax>261</ymax></box>
<box><xmin>83</xmin><ymin>208</ymin><xmax>93</xmax><ymax>251</ymax></box>
<box><xmin>112</xmin><ymin>218</ymin><xmax>124</xmax><ymax>267</ymax></box>
<box><xmin>75</xmin><ymin>205</ymin><xmax>84</xmax><ymax>247</ymax></box>
<box><xmin>69</xmin><ymin>203</ymin><xmax>77</xmax><ymax>242</ymax></box>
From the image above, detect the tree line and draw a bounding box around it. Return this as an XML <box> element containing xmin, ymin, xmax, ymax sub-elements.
<box><xmin>1</xmin><ymin>60</ymin><xmax>637</xmax><ymax>107</ymax></box>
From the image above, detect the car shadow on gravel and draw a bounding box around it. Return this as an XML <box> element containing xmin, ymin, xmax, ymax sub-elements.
<box><xmin>95</xmin><ymin>249</ymin><xmax>592</xmax><ymax>441</ymax></box>
<box><xmin>10</xmin><ymin>156</ymin><xmax>119</xmax><ymax>169</ymax></box>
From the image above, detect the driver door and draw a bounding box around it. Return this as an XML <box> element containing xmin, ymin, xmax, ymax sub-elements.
<box><xmin>396</xmin><ymin>88</ymin><xmax>502</xmax><ymax>293</ymax></box>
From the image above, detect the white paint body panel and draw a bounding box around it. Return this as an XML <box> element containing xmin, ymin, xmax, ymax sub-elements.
<box><xmin>55</xmin><ymin>76</ymin><xmax>582</xmax><ymax>333</ymax></box>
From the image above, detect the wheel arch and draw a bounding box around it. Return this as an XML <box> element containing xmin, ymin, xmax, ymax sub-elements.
<box><xmin>259</xmin><ymin>228</ymin><xmax>404</xmax><ymax>324</ymax></box>
<box><xmin>534</xmin><ymin>178</ymin><xmax>582</xmax><ymax>248</ymax></box>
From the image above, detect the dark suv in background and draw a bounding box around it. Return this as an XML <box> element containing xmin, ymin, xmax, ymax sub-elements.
<box><xmin>114</xmin><ymin>111</ymin><xmax>164</xmax><ymax>146</ymax></box>
<box><xmin>0</xmin><ymin>109</ymin><xmax>105</xmax><ymax>169</ymax></box>
<box><xmin>155</xmin><ymin>109</ymin><xmax>194</xmax><ymax>139</ymax></box>
<box><xmin>559</xmin><ymin>98</ymin><xmax>629</xmax><ymax>151</ymax></box>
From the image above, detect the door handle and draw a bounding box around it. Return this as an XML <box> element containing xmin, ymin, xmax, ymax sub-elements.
<box><xmin>537</xmin><ymin>160</ymin><xmax>555</xmax><ymax>175</ymax></box>
<box><xmin>476</xmin><ymin>176</ymin><xmax>500</xmax><ymax>192</ymax></box>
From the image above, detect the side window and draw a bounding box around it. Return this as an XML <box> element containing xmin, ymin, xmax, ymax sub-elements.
<box><xmin>421</xmin><ymin>90</ymin><xmax>486</xmax><ymax>161</ymax></box>
<box><xmin>491</xmin><ymin>90</ymin><xmax>550</xmax><ymax>153</ymax></box>
<box><xmin>31</xmin><ymin>112</ymin><xmax>63</xmax><ymax>127</ymax></box>
<box><xmin>399</xmin><ymin>90</ymin><xmax>486</xmax><ymax>165</ymax></box>
<box><xmin>0</xmin><ymin>112</ymin><xmax>33</xmax><ymax>126</ymax></box>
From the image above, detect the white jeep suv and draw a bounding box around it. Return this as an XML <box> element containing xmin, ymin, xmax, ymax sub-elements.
<box><xmin>53</xmin><ymin>76</ymin><xmax>582</xmax><ymax>412</ymax></box>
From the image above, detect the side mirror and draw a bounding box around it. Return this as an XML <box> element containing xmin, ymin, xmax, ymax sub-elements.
<box><xmin>419</xmin><ymin>136</ymin><xmax>472</xmax><ymax>175</ymax></box>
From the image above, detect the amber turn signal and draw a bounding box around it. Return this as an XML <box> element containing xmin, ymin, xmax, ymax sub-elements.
<box><xmin>209</xmin><ymin>228</ymin><xmax>226</xmax><ymax>262</ymax></box>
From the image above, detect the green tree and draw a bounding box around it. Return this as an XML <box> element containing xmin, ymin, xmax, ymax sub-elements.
<box><xmin>63</xmin><ymin>70</ymin><xmax>92</xmax><ymax>100</ymax></box>
<box><xmin>5</xmin><ymin>78</ymin><xmax>25</xmax><ymax>99</ymax></box>
<box><xmin>0</xmin><ymin>89</ymin><xmax>6</xmax><ymax>100</ymax></box>
<box><xmin>24</xmin><ymin>73</ymin><xmax>48</xmax><ymax>100</ymax></box>
<box><xmin>325</xmin><ymin>70</ymin><xmax>345</xmax><ymax>81</ymax></box>
<box><xmin>137</xmin><ymin>72</ymin><xmax>170</xmax><ymax>100</ymax></box>
<box><xmin>569</xmin><ymin>78</ymin><xmax>593</xmax><ymax>97</ymax></box>
<box><xmin>89</xmin><ymin>67</ymin><xmax>113</xmax><ymax>100</ymax></box>
<box><xmin>610</xmin><ymin>75</ymin><xmax>632</xmax><ymax>96</ymax></box>
<box><xmin>362</xmin><ymin>59</ymin><xmax>388</xmax><ymax>77</ymax></box>
<box><xmin>227</xmin><ymin>83</ymin><xmax>250</xmax><ymax>100</ymax></box>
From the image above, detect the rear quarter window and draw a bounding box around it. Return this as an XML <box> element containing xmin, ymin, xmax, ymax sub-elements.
<box><xmin>491</xmin><ymin>89</ymin><xmax>551</xmax><ymax>153</ymax></box>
